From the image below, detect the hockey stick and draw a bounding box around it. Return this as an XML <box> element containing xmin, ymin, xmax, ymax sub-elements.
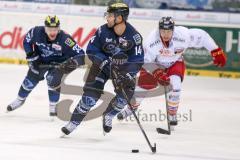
<box><xmin>111</xmin><ymin>65</ymin><xmax>157</xmax><ymax>153</ymax></box>
<box><xmin>156</xmin><ymin>86</ymin><xmax>171</xmax><ymax>135</ymax></box>
<box><xmin>38</xmin><ymin>62</ymin><xmax>65</xmax><ymax>69</ymax></box>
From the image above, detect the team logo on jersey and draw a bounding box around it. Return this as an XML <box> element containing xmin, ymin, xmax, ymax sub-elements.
<box><xmin>173</xmin><ymin>37</ymin><xmax>185</xmax><ymax>42</ymax></box>
<box><xmin>150</xmin><ymin>40</ymin><xmax>160</xmax><ymax>48</ymax></box>
<box><xmin>174</xmin><ymin>47</ymin><xmax>184</xmax><ymax>54</ymax></box>
<box><xmin>41</xmin><ymin>49</ymin><xmax>55</xmax><ymax>57</ymax></box>
<box><xmin>119</xmin><ymin>37</ymin><xmax>128</xmax><ymax>47</ymax></box>
<box><xmin>65</xmin><ymin>38</ymin><xmax>75</xmax><ymax>47</ymax></box>
<box><xmin>52</xmin><ymin>44</ymin><xmax>62</xmax><ymax>51</ymax></box>
<box><xmin>106</xmin><ymin>38</ymin><xmax>113</xmax><ymax>42</ymax></box>
<box><xmin>190</xmin><ymin>35</ymin><xmax>202</xmax><ymax>45</ymax></box>
<box><xmin>159</xmin><ymin>49</ymin><xmax>172</xmax><ymax>56</ymax></box>
<box><xmin>119</xmin><ymin>37</ymin><xmax>126</xmax><ymax>45</ymax></box>
<box><xmin>133</xmin><ymin>34</ymin><xmax>142</xmax><ymax>45</ymax></box>
<box><xmin>102</xmin><ymin>42</ymin><xmax>117</xmax><ymax>54</ymax></box>
<box><xmin>36</xmin><ymin>42</ymin><xmax>46</xmax><ymax>47</ymax></box>
<box><xmin>119</xmin><ymin>38</ymin><xmax>133</xmax><ymax>51</ymax></box>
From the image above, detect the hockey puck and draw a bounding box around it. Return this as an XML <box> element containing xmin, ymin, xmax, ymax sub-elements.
<box><xmin>131</xmin><ymin>149</ymin><xmax>139</xmax><ymax>153</ymax></box>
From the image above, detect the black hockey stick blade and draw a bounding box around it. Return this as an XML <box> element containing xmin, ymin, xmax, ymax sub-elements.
<box><xmin>156</xmin><ymin>127</ymin><xmax>170</xmax><ymax>135</ymax></box>
<box><xmin>151</xmin><ymin>143</ymin><xmax>157</xmax><ymax>153</ymax></box>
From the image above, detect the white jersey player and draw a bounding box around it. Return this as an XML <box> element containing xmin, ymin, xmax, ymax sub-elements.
<box><xmin>117</xmin><ymin>17</ymin><xmax>227</xmax><ymax>126</ymax></box>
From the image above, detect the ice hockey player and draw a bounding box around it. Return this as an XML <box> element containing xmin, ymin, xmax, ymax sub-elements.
<box><xmin>117</xmin><ymin>17</ymin><xmax>227</xmax><ymax>127</ymax></box>
<box><xmin>7</xmin><ymin>15</ymin><xmax>85</xmax><ymax>117</ymax></box>
<box><xmin>61</xmin><ymin>0</ymin><xmax>144</xmax><ymax>135</ymax></box>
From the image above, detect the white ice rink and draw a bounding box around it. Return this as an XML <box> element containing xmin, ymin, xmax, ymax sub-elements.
<box><xmin>0</xmin><ymin>64</ymin><xmax>240</xmax><ymax>160</ymax></box>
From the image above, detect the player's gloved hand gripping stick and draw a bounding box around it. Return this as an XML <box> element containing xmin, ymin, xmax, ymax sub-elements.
<box><xmin>110</xmin><ymin>61</ymin><xmax>157</xmax><ymax>154</ymax></box>
<box><xmin>151</xmin><ymin>68</ymin><xmax>171</xmax><ymax>135</ymax></box>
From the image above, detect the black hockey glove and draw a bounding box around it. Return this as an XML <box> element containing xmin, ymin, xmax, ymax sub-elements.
<box><xmin>97</xmin><ymin>52</ymin><xmax>128</xmax><ymax>73</ymax></box>
<box><xmin>60</xmin><ymin>57</ymin><xmax>80</xmax><ymax>74</ymax></box>
<box><xmin>26</xmin><ymin>52</ymin><xmax>40</xmax><ymax>75</ymax></box>
<box><xmin>112</xmin><ymin>67</ymin><xmax>136</xmax><ymax>101</ymax></box>
<box><xmin>115</xmin><ymin>72</ymin><xmax>135</xmax><ymax>89</ymax></box>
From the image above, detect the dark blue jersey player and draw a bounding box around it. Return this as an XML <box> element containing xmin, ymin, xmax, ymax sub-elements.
<box><xmin>7</xmin><ymin>15</ymin><xmax>85</xmax><ymax>117</ymax></box>
<box><xmin>61</xmin><ymin>0</ymin><xmax>144</xmax><ymax>135</ymax></box>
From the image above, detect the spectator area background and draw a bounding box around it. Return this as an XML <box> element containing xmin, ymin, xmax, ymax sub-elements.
<box><xmin>6</xmin><ymin>0</ymin><xmax>240</xmax><ymax>12</ymax></box>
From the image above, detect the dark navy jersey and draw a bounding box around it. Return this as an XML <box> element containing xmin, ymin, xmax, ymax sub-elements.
<box><xmin>23</xmin><ymin>26</ymin><xmax>84</xmax><ymax>64</ymax></box>
<box><xmin>86</xmin><ymin>22</ymin><xmax>144</xmax><ymax>74</ymax></box>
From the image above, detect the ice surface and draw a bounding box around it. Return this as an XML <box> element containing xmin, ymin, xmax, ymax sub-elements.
<box><xmin>0</xmin><ymin>64</ymin><xmax>240</xmax><ymax>160</ymax></box>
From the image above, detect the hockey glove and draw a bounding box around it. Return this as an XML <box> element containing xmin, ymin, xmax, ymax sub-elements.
<box><xmin>85</xmin><ymin>59</ymin><xmax>110</xmax><ymax>83</ymax></box>
<box><xmin>211</xmin><ymin>48</ymin><xmax>227</xmax><ymax>67</ymax></box>
<box><xmin>97</xmin><ymin>52</ymin><xmax>128</xmax><ymax>74</ymax></box>
<box><xmin>26</xmin><ymin>52</ymin><xmax>40</xmax><ymax>75</ymax></box>
<box><xmin>60</xmin><ymin>57</ymin><xmax>80</xmax><ymax>73</ymax></box>
<box><xmin>153</xmin><ymin>69</ymin><xmax>170</xmax><ymax>86</ymax></box>
<box><xmin>115</xmin><ymin>72</ymin><xmax>135</xmax><ymax>89</ymax></box>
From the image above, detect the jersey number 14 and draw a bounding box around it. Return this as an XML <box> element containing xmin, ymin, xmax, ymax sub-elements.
<box><xmin>135</xmin><ymin>46</ymin><xmax>142</xmax><ymax>55</ymax></box>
